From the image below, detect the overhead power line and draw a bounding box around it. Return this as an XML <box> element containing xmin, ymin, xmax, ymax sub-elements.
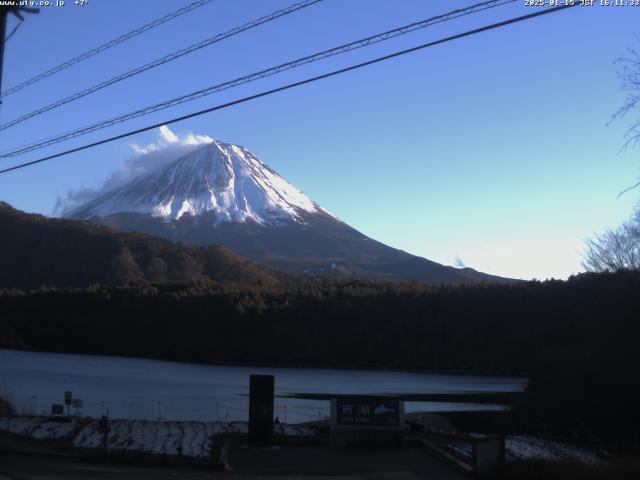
<box><xmin>0</xmin><ymin>0</ymin><xmax>518</xmax><ymax>156</ymax></box>
<box><xmin>0</xmin><ymin>4</ymin><xmax>578</xmax><ymax>176</ymax></box>
<box><xmin>5</xmin><ymin>20</ymin><xmax>22</xmax><ymax>44</ymax></box>
<box><xmin>0</xmin><ymin>0</ymin><xmax>216</xmax><ymax>99</ymax></box>
<box><xmin>0</xmin><ymin>0</ymin><xmax>323</xmax><ymax>131</ymax></box>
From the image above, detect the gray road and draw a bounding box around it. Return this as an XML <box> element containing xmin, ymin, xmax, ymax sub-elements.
<box><xmin>0</xmin><ymin>452</ymin><xmax>219</xmax><ymax>480</ymax></box>
<box><xmin>233</xmin><ymin>445</ymin><xmax>465</xmax><ymax>479</ymax></box>
<box><xmin>0</xmin><ymin>446</ymin><xmax>466</xmax><ymax>480</ymax></box>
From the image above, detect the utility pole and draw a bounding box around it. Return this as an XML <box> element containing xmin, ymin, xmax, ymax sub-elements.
<box><xmin>0</xmin><ymin>6</ymin><xmax>39</xmax><ymax>103</ymax></box>
<box><xmin>0</xmin><ymin>7</ymin><xmax>8</xmax><ymax>97</ymax></box>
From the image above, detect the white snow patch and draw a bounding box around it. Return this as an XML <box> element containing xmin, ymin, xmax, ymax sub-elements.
<box><xmin>505</xmin><ymin>435</ymin><xmax>601</xmax><ymax>464</ymax></box>
<box><xmin>272</xmin><ymin>423</ymin><xmax>317</xmax><ymax>437</ymax></box>
<box><xmin>0</xmin><ymin>416</ymin><xmax>81</xmax><ymax>441</ymax></box>
<box><xmin>71</xmin><ymin>420</ymin><xmax>313</xmax><ymax>458</ymax></box>
<box><xmin>1</xmin><ymin>416</ymin><xmax>317</xmax><ymax>459</ymax></box>
<box><xmin>445</xmin><ymin>435</ymin><xmax>601</xmax><ymax>465</ymax></box>
<box><xmin>71</xmin><ymin>420</ymin><xmax>236</xmax><ymax>458</ymax></box>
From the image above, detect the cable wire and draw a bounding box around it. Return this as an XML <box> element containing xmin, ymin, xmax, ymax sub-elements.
<box><xmin>0</xmin><ymin>0</ymin><xmax>323</xmax><ymax>131</ymax></box>
<box><xmin>0</xmin><ymin>0</ymin><xmax>217</xmax><ymax>99</ymax></box>
<box><xmin>5</xmin><ymin>20</ymin><xmax>22</xmax><ymax>44</ymax></box>
<box><xmin>0</xmin><ymin>4</ymin><xmax>578</xmax><ymax>175</ymax></box>
<box><xmin>0</xmin><ymin>0</ymin><xmax>518</xmax><ymax>155</ymax></box>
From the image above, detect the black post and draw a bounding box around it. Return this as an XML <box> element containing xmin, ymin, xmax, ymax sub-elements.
<box><xmin>248</xmin><ymin>374</ymin><xmax>274</xmax><ymax>445</ymax></box>
<box><xmin>98</xmin><ymin>409</ymin><xmax>110</xmax><ymax>452</ymax></box>
<box><xmin>64</xmin><ymin>391</ymin><xmax>72</xmax><ymax>416</ymax></box>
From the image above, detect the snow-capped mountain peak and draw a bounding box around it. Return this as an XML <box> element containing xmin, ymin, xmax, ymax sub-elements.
<box><xmin>66</xmin><ymin>140</ymin><xmax>331</xmax><ymax>225</ymax></box>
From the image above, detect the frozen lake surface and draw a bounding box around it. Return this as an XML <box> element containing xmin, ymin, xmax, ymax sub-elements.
<box><xmin>0</xmin><ymin>349</ymin><xmax>527</xmax><ymax>423</ymax></box>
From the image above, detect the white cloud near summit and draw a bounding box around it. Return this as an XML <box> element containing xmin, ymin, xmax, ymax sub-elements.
<box><xmin>53</xmin><ymin>125</ymin><xmax>213</xmax><ymax>216</ymax></box>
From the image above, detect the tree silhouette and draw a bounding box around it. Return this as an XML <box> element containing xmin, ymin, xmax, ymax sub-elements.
<box><xmin>612</xmin><ymin>44</ymin><xmax>640</xmax><ymax>153</ymax></box>
<box><xmin>583</xmin><ymin>210</ymin><xmax>640</xmax><ymax>271</ymax></box>
<box><xmin>583</xmin><ymin>45</ymin><xmax>640</xmax><ymax>270</ymax></box>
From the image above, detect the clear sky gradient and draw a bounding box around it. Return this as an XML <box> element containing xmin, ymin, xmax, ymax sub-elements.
<box><xmin>1</xmin><ymin>0</ymin><xmax>638</xmax><ymax>280</ymax></box>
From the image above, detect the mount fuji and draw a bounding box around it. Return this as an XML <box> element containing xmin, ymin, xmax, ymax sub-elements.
<box><xmin>65</xmin><ymin>139</ymin><xmax>507</xmax><ymax>284</ymax></box>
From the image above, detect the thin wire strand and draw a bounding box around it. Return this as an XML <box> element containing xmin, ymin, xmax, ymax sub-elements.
<box><xmin>0</xmin><ymin>0</ymin><xmax>323</xmax><ymax>131</ymax></box>
<box><xmin>0</xmin><ymin>4</ymin><xmax>578</xmax><ymax>176</ymax></box>
<box><xmin>0</xmin><ymin>0</ymin><xmax>217</xmax><ymax>99</ymax></box>
<box><xmin>0</xmin><ymin>0</ymin><xmax>518</xmax><ymax>156</ymax></box>
<box><xmin>4</xmin><ymin>20</ymin><xmax>22</xmax><ymax>44</ymax></box>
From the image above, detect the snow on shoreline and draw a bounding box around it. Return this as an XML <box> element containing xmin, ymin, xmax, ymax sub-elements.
<box><xmin>506</xmin><ymin>435</ymin><xmax>601</xmax><ymax>464</ymax></box>
<box><xmin>0</xmin><ymin>416</ymin><xmax>317</xmax><ymax>458</ymax></box>
<box><xmin>446</xmin><ymin>434</ymin><xmax>601</xmax><ymax>465</ymax></box>
<box><xmin>74</xmin><ymin>419</ymin><xmax>250</xmax><ymax>457</ymax></box>
<box><xmin>0</xmin><ymin>416</ymin><xmax>83</xmax><ymax>440</ymax></box>
<box><xmin>2</xmin><ymin>416</ymin><xmax>598</xmax><ymax>464</ymax></box>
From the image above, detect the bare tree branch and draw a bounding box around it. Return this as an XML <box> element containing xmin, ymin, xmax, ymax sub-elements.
<box><xmin>608</xmin><ymin>42</ymin><xmax>640</xmax><ymax>196</ymax></box>
<box><xmin>583</xmin><ymin>210</ymin><xmax>640</xmax><ymax>272</ymax></box>
<box><xmin>586</xmin><ymin>42</ymin><xmax>640</xmax><ymax>270</ymax></box>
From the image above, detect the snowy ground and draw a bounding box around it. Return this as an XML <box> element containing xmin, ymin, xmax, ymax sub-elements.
<box><xmin>0</xmin><ymin>416</ymin><xmax>83</xmax><ymax>441</ymax></box>
<box><xmin>3</xmin><ymin>416</ymin><xmax>594</xmax><ymax>465</ymax></box>
<box><xmin>506</xmin><ymin>435</ymin><xmax>601</xmax><ymax>464</ymax></box>
<box><xmin>446</xmin><ymin>434</ymin><xmax>601</xmax><ymax>465</ymax></box>
<box><xmin>73</xmin><ymin>419</ymin><xmax>250</xmax><ymax>458</ymax></box>
<box><xmin>0</xmin><ymin>416</ymin><xmax>317</xmax><ymax>459</ymax></box>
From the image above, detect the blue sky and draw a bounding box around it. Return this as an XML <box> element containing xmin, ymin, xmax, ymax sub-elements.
<box><xmin>0</xmin><ymin>0</ymin><xmax>638</xmax><ymax>280</ymax></box>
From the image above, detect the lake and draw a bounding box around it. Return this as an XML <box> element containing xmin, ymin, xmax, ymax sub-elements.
<box><xmin>0</xmin><ymin>349</ymin><xmax>527</xmax><ymax>423</ymax></box>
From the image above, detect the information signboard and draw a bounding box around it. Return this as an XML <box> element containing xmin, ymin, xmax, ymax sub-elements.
<box><xmin>335</xmin><ymin>397</ymin><xmax>401</xmax><ymax>427</ymax></box>
<box><xmin>329</xmin><ymin>396</ymin><xmax>405</xmax><ymax>450</ymax></box>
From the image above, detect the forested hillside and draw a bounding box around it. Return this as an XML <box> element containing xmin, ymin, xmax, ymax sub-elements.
<box><xmin>0</xmin><ymin>202</ymin><xmax>280</xmax><ymax>288</ymax></box>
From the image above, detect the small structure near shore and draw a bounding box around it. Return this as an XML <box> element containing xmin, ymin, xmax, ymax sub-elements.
<box><xmin>329</xmin><ymin>396</ymin><xmax>405</xmax><ymax>450</ymax></box>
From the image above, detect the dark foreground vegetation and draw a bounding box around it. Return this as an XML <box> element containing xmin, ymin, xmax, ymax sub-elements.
<box><xmin>504</xmin><ymin>459</ymin><xmax>640</xmax><ymax>480</ymax></box>
<box><xmin>1</xmin><ymin>270</ymin><xmax>638</xmax><ymax>442</ymax></box>
<box><xmin>0</xmin><ymin>397</ymin><xmax>15</xmax><ymax>416</ymax></box>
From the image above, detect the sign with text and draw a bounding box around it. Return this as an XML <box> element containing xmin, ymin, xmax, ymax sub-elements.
<box><xmin>51</xmin><ymin>404</ymin><xmax>64</xmax><ymax>416</ymax></box>
<box><xmin>64</xmin><ymin>391</ymin><xmax>72</xmax><ymax>405</ymax></box>
<box><xmin>334</xmin><ymin>397</ymin><xmax>401</xmax><ymax>427</ymax></box>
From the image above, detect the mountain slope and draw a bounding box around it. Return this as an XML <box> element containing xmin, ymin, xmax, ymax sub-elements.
<box><xmin>65</xmin><ymin>140</ymin><xmax>511</xmax><ymax>284</ymax></box>
<box><xmin>0</xmin><ymin>202</ymin><xmax>280</xmax><ymax>289</ymax></box>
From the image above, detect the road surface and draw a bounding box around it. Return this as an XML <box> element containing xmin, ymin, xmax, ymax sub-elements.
<box><xmin>0</xmin><ymin>446</ymin><xmax>466</xmax><ymax>480</ymax></box>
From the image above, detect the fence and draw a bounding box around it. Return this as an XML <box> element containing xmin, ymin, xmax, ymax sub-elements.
<box><xmin>6</xmin><ymin>393</ymin><xmax>330</xmax><ymax>424</ymax></box>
